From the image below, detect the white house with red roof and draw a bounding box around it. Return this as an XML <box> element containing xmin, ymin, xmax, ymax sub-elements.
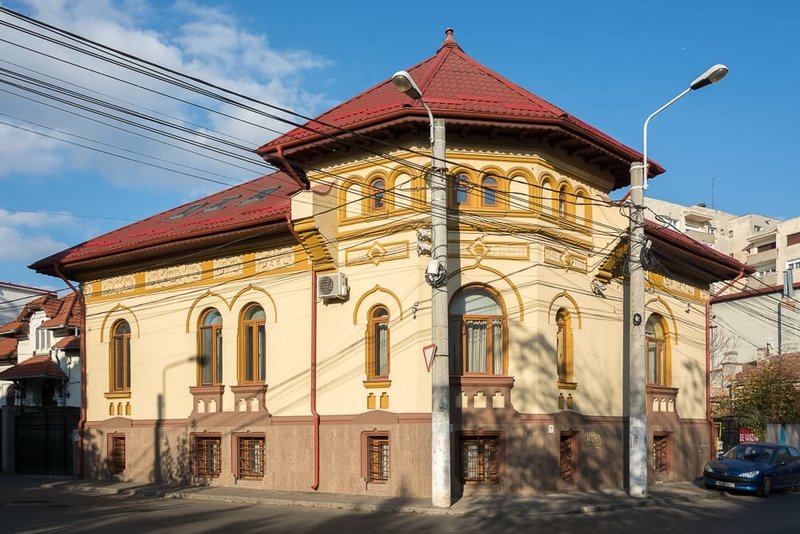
<box><xmin>0</xmin><ymin>293</ymin><xmax>82</xmax><ymax>408</ymax></box>
<box><xmin>30</xmin><ymin>30</ymin><xmax>746</xmax><ymax>498</ymax></box>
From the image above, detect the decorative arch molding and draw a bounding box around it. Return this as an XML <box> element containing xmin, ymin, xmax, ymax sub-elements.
<box><xmin>230</xmin><ymin>284</ymin><xmax>278</xmax><ymax>323</ymax></box>
<box><xmin>547</xmin><ymin>291</ymin><xmax>583</xmax><ymax>329</ymax></box>
<box><xmin>185</xmin><ymin>291</ymin><xmax>230</xmax><ymax>333</ymax></box>
<box><xmin>100</xmin><ymin>304</ymin><xmax>140</xmax><ymax>342</ymax></box>
<box><xmin>352</xmin><ymin>285</ymin><xmax>404</xmax><ymax>324</ymax></box>
<box><xmin>449</xmin><ymin>264</ymin><xmax>524</xmax><ymax>321</ymax></box>
<box><xmin>506</xmin><ymin>166</ymin><xmax>535</xmax><ymax>183</ymax></box>
<box><xmin>646</xmin><ymin>296</ymin><xmax>679</xmax><ymax>345</ymax></box>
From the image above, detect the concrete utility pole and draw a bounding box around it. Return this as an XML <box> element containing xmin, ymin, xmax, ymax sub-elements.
<box><xmin>628</xmin><ymin>63</ymin><xmax>728</xmax><ymax>499</ymax></box>
<box><xmin>391</xmin><ymin>70</ymin><xmax>451</xmax><ymax>508</ymax></box>
<box><xmin>429</xmin><ymin>117</ymin><xmax>451</xmax><ymax>508</ymax></box>
<box><xmin>628</xmin><ymin>161</ymin><xmax>648</xmax><ymax>498</ymax></box>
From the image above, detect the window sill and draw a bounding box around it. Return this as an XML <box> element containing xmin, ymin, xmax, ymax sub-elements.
<box><xmin>557</xmin><ymin>381</ymin><xmax>578</xmax><ymax>390</ymax></box>
<box><xmin>363</xmin><ymin>379</ymin><xmax>391</xmax><ymax>389</ymax></box>
<box><xmin>104</xmin><ymin>391</ymin><xmax>131</xmax><ymax>399</ymax></box>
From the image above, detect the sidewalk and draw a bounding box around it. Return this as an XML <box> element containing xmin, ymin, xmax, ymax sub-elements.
<box><xmin>33</xmin><ymin>477</ymin><xmax>723</xmax><ymax>517</ymax></box>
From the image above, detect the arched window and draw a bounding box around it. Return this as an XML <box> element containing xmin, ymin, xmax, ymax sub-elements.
<box><xmin>646</xmin><ymin>314</ymin><xmax>669</xmax><ymax>386</ymax></box>
<box><xmin>110</xmin><ymin>320</ymin><xmax>131</xmax><ymax>392</ymax></box>
<box><xmin>199</xmin><ymin>309</ymin><xmax>223</xmax><ymax>385</ymax></box>
<box><xmin>556</xmin><ymin>308</ymin><xmax>574</xmax><ymax>385</ymax></box>
<box><xmin>240</xmin><ymin>304</ymin><xmax>266</xmax><ymax>383</ymax></box>
<box><xmin>449</xmin><ymin>287</ymin><xmax>506</xmax><ymax>375</ymax></box>
<box><xmin>455</xmin><ymin>174</ymin><xmax>471</xmax><ymax>206</ymax></box>
<box><xmin>558</xmin><ymin>186</ymin><xmax>569</xmax><ymax>219</ymax></box>
<box><xmin>482</xmin><ymin>177</ymin><xmax>498</xmax><ymax>207</ymax></box>
<box><xmin>370</xmin><ymin>178</ymin><xmax>386</xmax><ymax>212</ymax></box>
<box><xmin>366</xmin><ymin>305</ymin><xmax>390</xmax><ymax>380</ymax></box>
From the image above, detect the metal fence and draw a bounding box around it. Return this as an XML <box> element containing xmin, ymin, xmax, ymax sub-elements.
<box><xmin>14</xmin><ymin>407</ymin><xmax>79</xmax><ymax>475</ymax></box>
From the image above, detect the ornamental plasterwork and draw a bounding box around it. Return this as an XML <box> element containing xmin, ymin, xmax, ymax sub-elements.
<box><xmin>212</xmin><ymin>255</ymin><xmax>243</xmax><ymax>278</ymax></box>
<box><xmin>646</xmin><ymin>272</ymin><xmax>705</xmax><ymax>302</ymax></box>
<box><xmin>543</xmin><ymin>246</ymin><xmax>588</xmax><ymax>272</ymax></box>
<box><xmin>145</xmin><ymin>264</ymin><xmax>202</xmax><ymax>289</ymax></box>
<box><xmin>101</xmin><ymin>274</ymin><xmax>136</xmax><ymax>295</ymax></box>
<box><xmin>256</xmin><ymin>247</ymin><xmax>294</xmax><ymax>272</ymax></box>
<box><xmin>453</xmin><ymin>238</ymin><xmax>529</xmax><ymax>261</ymax></box>
<box><xmin>346</xmin><ymin>241</ymin><xmax>409</xmax><ymax>266</ymax></box>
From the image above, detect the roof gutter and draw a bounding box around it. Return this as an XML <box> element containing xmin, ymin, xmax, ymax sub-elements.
<box><xmin>54</xmin><ymin>262</ymin><xmax>86</xmax><ymax>478</ymax></box>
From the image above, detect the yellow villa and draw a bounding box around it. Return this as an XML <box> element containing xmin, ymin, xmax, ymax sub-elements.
<box><xmin>31</xmin><ymin>30</ymin><xmax>746</xmax><ymax>498</ymax></box>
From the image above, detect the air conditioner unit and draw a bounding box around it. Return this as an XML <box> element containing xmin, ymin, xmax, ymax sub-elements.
<box><xmin>317</xmin><ymin>272</ymin><xmax>348</xmax><ymax>300</ymax></box>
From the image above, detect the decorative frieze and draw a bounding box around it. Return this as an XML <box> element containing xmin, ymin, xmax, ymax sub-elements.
<box><xmin>256</xmin><ymin>247</ymin><xmax>294</xmax><ymax>272</ymax></box>
<box><xmin>145</xmin><ymin>264</ymin><xmax>202</xmax><ymax>289</ymax></box>
<box><xmin>101</xmin><ymin>274</ymin><xmax>136</xmax><ymax>295</ymax></box>
<box><xmin>453</xmin><ymin>238</ymin><xmax>529</xmax><ymax>261</ymax></box>
<box><xmin>346</xmin><ymin>241</ymin><xmax>409</xmax><ymax>266</ymax></box>
<box><xmin>646</xmin><ymin>272</ymin><xmax>706</xmax><ymax>302</ymax></box>
<box><xmin>212</xmin><ymin>255</ymin><xmax>243</xmax><ymax>278</ymax></box>
<box><xmin>543</xmin><ymin>246</ymin><xmax>588</xmax><ymax>272</ymax></box>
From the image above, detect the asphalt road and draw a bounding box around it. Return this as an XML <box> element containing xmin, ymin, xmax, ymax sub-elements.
<box><xmin>2</xmin><ymin>478</ymin><xmax>799</xmax><ymax>533</ymax></box>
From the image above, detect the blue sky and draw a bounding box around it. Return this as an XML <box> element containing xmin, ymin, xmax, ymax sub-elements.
<box><xmin>0</xmin><ymin>0</ymin><xmax>797</xmax><ymax>291</ymax></box>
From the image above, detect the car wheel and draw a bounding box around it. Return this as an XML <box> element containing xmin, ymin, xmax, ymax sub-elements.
<box><xmin>758</xmin><ymin>476</ymin><xmax>772</xmax><ymax>498</ymax></box>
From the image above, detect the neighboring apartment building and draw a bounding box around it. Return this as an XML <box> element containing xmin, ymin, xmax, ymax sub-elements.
<box><xmin>645</xmin><ymin>198</ymin><xmax>800</xmax><ymax>391</ymax></box>
<box><xmin>30</xmin><ymin>31</ymin><xmax>743</xmax><ymax>497</ymax></box>
<box><xmin>0</xmin><ymin>282</ymin><xmax>55</xmax><ymax>325</ymax></box>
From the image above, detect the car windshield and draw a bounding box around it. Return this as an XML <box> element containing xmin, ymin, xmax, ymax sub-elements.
<box><xmin>724</xmin><ymin>444</ymin><xmax>775</xmax><ymax>463</ymax></box>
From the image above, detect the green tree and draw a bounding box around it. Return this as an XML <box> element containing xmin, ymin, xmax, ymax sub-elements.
<box><xmin>712</xmin><ymin>357</ymin><xmax>800</xmax><ymax>440</ymax></box>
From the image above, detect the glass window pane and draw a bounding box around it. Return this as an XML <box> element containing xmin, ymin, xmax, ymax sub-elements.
<box><xmin>465</xmin><ymin>320</ymin><xmax>487</xmax><ymax>373</ymax></box>
<box><xmin>258</xmin><ymin>324</ymin><xmax>266</xmax><ymax>381</ymax></box>
<box><xmin>375</xmin><ymin>322</ymin><xmax>388</xmax><ymax>376</ymax></box>
<box><xmin>245</xmin><ymin>326</ymin><xmax>254</xmax><ymax>381</ymax></box>
<box><xmin>202</xmin><ymin>328</ymin><xmax>213</xmax><ymax>384</ymax></box>
<box><xmin>244</xmin><ymin>306</ymin><xmax>265</xmax><ymax>321</ymax></box>
<box><xmin>493</xmin><ymin>319</ymin><xmax>503</xmax><ymax>374</ymax></box>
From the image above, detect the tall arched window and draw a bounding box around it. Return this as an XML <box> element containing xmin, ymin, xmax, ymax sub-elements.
<box><xmin>199</xmin><ymin>309</ymin><xmax>223</xmax><ymax>385</ymax></box>
<box><xmin>240</xmin><ymin>304</ymin><xmax>266</xmax><ymax>383</ymax></box>
<box><xmin>558</xmin><ymin>186</ymin><xmax>569</xmax><ymax>219</ymax></box>
<box><xmin>556</xmin><ymin>308</ymin><xmax>574</xmax><ymax>385</ymax></box>
<box><xmin>370</xmin><ymin>178</ymin><xmax>386</xmax><ymax>212</ymax></box>
<box><xmin>646</xmin><ymin>313</ymin><xmax>669</xmax><ymax>386</ymax></box>
<box><xmin>366</xmin><ymin>305</ymin><xmax>390</xmax><ymax>380</ymax></box>
<box><xmin>482</xmin><ymin>177</ymin><xmax>498</xmax><ymax>207</ymax></box>
<box><xmin>455</xmin><ymin>174</ymin><xmax>471</xmax><ymax>206</ymax></box>
<box><xmin>449</xmin><ymin>286</ymin><xmax>506</xmax><ymax>375</ymax></box>
<box><xmin>110</xmin><ymin>320</ymin><xmax>131</xmax><ymax>392</ymax></box>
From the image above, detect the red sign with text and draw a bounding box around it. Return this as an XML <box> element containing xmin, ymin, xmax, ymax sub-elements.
<box><xmin>739</xmin><ymin>428</ymin><xmax>759</xmax><ymax>443</ymax></box>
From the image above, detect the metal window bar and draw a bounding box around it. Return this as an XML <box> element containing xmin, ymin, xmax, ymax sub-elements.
<box><xmin>560</xmin><ymin>433</ymin><xmax>574</xmax><ymax>483</ymax></box>
<box><xmin>461</xmin><ymin>437</ymin><xmax>498</xmax><ymax>483</ymax></box>
<box><xmin>368</xmin><ymin>436</ymin><xmax>389</xmax><ymax>483</ymax></box>
<box><xmin>195</xmin><ymin>437</ymin><xmax>221</xmax><ymax>478</ymax></box>
<box><xmin>238</xmin><ymin>437</ymin><xmax>265</xmax><ymax>479</ymax></box>
<box><xmin>654</xmin><ymin>435</ymin><xmax>669</xmax><ymax>475</ymax></box>
<box><xmin>111</xmin><ymin>436</ymin><xmax>125</xmax><ymax>475</ymax></box>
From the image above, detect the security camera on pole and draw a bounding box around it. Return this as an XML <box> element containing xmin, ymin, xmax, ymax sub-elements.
<box><xmin>628</xmin><ymin>64</ymin><xmax>728</xmax><ymax>498</ymax></box>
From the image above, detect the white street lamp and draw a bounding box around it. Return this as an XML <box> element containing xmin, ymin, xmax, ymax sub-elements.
<box><xmin>628</xmin><ymin>64</ymin><xmax>728</xmax><ymax>498</ymax></box>
<box><xmin>392</xmin><ymin>69</ymin><xmax>451</xmax><ymax>508</ymax></box>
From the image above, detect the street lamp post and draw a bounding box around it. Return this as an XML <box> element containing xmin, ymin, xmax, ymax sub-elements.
<box><xmin>392</xmin><ymin>69</ymin><xmax>451</xmax><ymax>508</ymax></box>
<box><xmin>628</xmin><ymin>64</ymin><xmax>728</xmax><ymax>498</ymax></box>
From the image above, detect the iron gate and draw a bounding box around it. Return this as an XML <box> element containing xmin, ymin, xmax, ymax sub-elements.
<box><xmin>15</xmin><ymin>408</ymin><xmax>79</xmax><ymax>475</ymax></box>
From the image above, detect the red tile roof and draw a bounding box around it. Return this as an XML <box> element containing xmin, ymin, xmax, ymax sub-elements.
<box><xmin>644</xmin><ymin>219</ymin><xmax>752</xmax><ymax>282</ymax></box>
<box><xmin>258</xmin><ymin>29</ymin><xmax>661</xmax><ymax>187</ymax></box>
<box><xmin>41</xmin><ymin>293</ymin><xmax>81</xmax><ymax>329</ymax></box>
<box><xmin>0</xmin><ymin>320</ymin><xmax>26</xmax><ymax>336</ymax></box>
<box><xmin>0</xmin><ymin>337</ymin><xmax>17</xmax><ymax>361</ymax></box>
<box><xmin>0</xmin><ymin>355</ymin><xmax>66</xmax><ymax>380</ymax></box>
<box><xmin>31</xmin><ymin>172</ymin><xmax>301</xmax><ymax>278</ymax></box>
<box><xmin>53</xmin><ymin>335</ymin><xmax>80</xmax><ymax>351</ymax></box>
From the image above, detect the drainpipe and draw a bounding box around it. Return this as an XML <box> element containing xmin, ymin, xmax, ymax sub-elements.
<box><xmin>55</xmin><ymin>263</ymin><xmax>85</xmax><ymax>478</ymax></box>
<box><xmin>310</xmin><ymin>269</ymin><xmax>320</xmax><ymax>490</ymax></box>
<box><xmin>286</xmin><ymin>215</ymin><xmax>320</xmax><ymax>490</ymax></box>
<box><xmin>705</xmin><ymin>268</ymin><xmax>745</xmax><ymax>459</ymax></box>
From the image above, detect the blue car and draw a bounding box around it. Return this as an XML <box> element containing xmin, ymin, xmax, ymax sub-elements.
<box><xmin>703</xmin><ymin>443</ymin><xmax>800</xmax><ymax>497</ymax></box>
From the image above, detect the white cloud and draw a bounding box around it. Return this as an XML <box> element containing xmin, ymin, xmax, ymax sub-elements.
<box><xmin>0</xmin><ymin>0</ymin><xmax>332</xmax><ymax>195</ymax></box>
<box><xmin>0</xmin><ymin>209</ymin><xmax>70</xmax><ymax>262</ymax></box>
